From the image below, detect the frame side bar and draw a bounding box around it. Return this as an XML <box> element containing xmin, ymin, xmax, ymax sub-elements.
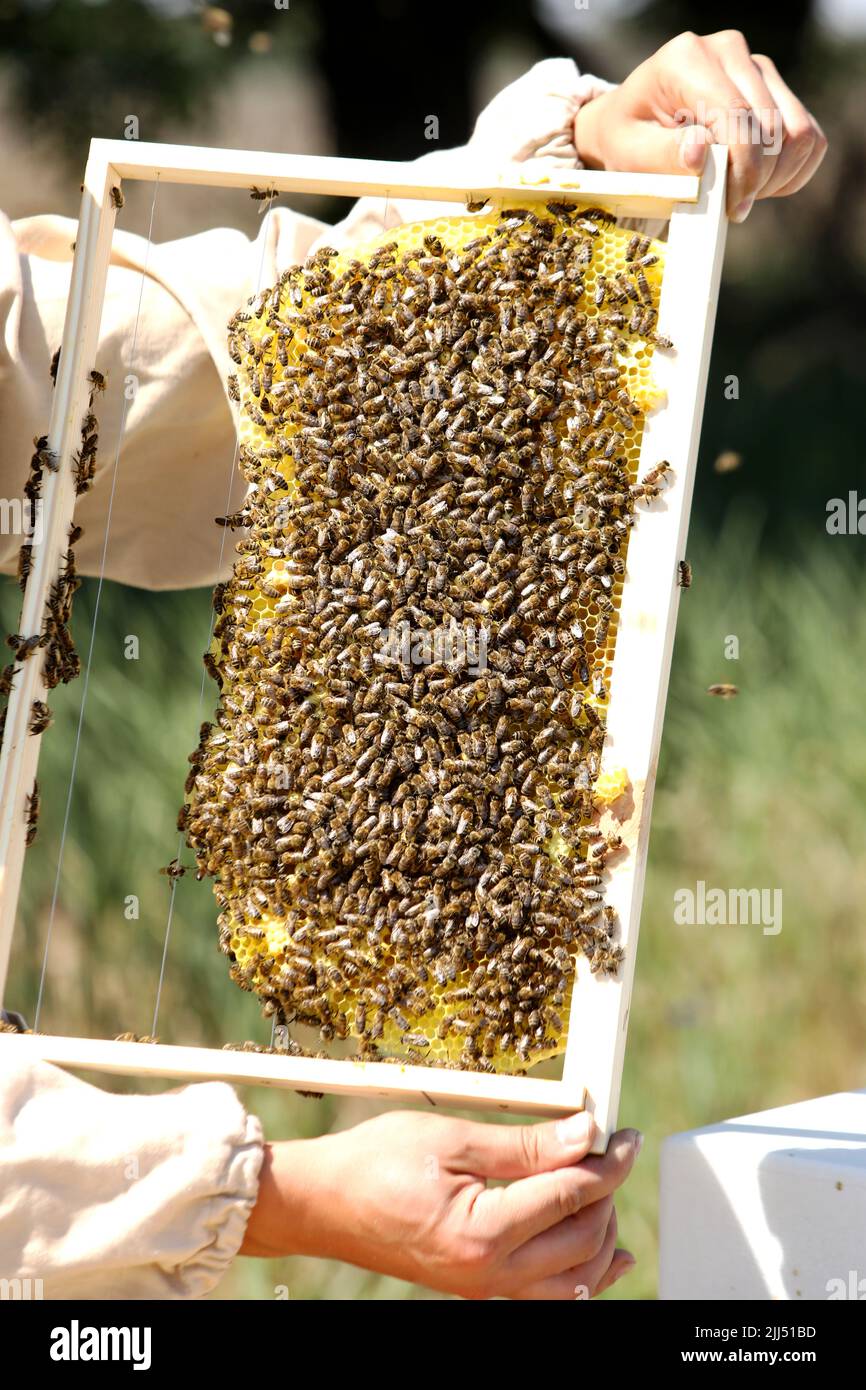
<box><xmin>560</xmin><ymin>145</ymin><xmax>729</xmax><ymax>1147</ymax></box>
<box><xmin>0</xmin><ymin>150</ymin><xmax>118</xmax><ymax>1004</ymax></box>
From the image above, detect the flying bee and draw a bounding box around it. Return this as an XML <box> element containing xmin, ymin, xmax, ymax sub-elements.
<box><xmin>707</xmin><ymin>683</ymin><xmax>739</xmax><ymax>699</ymax></box>
<box><xmin>160</xmin><ymin>858</ymin><xmax>187</xmax><ymax>881</ymax></box>
<box><xmin>677</xmin><ymin>560</ymin><xmax>692</xmax><ymax>588</ymax></box>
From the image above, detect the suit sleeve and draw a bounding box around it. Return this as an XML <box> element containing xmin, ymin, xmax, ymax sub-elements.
<box><xmin>0</xmin><ymin>1057</ymin><xmax>264</xmax><ymax>1299</ymax></box>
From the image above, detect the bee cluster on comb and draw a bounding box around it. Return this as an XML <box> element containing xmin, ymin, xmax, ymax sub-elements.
<box><xmin>182</xmin><ymin>203</ymin><xmax>671</xmax><ymax>1073</ymax></box>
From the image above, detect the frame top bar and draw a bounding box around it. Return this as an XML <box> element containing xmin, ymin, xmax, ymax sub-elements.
<box><xmin>90</xmin><ymin>138</ymin><xmax>700</xmax><ymax>207</ymax></box>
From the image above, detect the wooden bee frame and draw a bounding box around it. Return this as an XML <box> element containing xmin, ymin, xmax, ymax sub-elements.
<box><xmin>0</xmin><ymin>141</ymin><xmax>727</xmax><ymax>1150</ymax></box>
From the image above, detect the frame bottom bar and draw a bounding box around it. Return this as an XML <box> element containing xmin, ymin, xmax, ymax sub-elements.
<box><xmin>2</xmin><ymin>1032</ymin><xmax>587</xmax><ymax>1121</ymax></box>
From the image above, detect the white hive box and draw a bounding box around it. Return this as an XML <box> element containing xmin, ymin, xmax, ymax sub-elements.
<box><xmin>659</xmin><ymin>1090</ymin><xmax>866</xmax><ymax>1300</ymax></box>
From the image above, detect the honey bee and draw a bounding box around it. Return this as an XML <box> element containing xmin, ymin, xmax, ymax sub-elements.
<box><xmin>7</xmin><ymin>633</ymin><xmax>42</xmax><ymax>661</ymax></box>
<box><xmin>25</xmin><ymin>780</ymin><xmax>39</xmax><ymax>847</ymax></box>
<box><xmin>625</xmin><ymin>233</ymin><xmax>650</xmax><ymax>262</ymax></box>
<box><xmin>32</xmin><ymin>436</ymin><xmax>59</xmax><ymax>472</ymax></box>
<box><xmin>160</xmin><ymin>858</ymin><xmax>187</xmax><ymax>881</ymax></box>
<box><xmin>677</xmin><ymin>560</ymin><xmax>692</xmax><ymax>588</ymax></box>
<box><xmin>17</xmin><ymin>544</ymin><xmax>32</xmax><ymax>592</ymax></box>
<box><xmin>641</xmin><ymin>459</ymin><xmax>671</xmax><ymax>488</ymax></box>
<box><xmin>202</xmin><ymin>651</ymin><xmax>221</xmax><ymax>684</ymax></box>
<box><xmin>109</xmin><ymin>186</ymin><xmax>124</xmax><ymax>210</ymax></box>
<box><xmin>29</xmin><ymin>701</ymin><xmax>53</xmax><ymax>735</ymax></box>
<box><xmin>250</xmin><ymin>186</ymin><xmax>279</xmax><ymax>202</ymax></box>
<box><xmin>545</xmin><ymin>201</ymin><xmax>577</xmax><ymax>220</ymax></box>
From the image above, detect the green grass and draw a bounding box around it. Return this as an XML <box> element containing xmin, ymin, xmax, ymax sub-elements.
<box><xmin>4</xmin><ymin>516</ymin><xmax>865</xmax><ymax>1300</ymax></box>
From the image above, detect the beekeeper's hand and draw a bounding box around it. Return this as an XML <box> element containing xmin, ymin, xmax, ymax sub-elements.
<box><xmin>575</xmin><ymin>30</ymin><xmax>827</xmax><ymax>221</ymax></box>
<box><xmin>240</xmin><ymin>1109</ymin><xmax>641</xmax><ymax>1299</ymax></box>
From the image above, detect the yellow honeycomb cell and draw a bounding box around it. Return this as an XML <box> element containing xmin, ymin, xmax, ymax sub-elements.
<box><xmin>594</xmin><ymin>767</ymin><xmax>631</xmax><ymax>807</ymax></box>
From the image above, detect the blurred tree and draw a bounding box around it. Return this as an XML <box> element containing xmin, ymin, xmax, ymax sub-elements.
<box><xmin>311</xmin><ymin>0</ymin><xmax>566</xmax><ymax>159</ymax></box>
<box><xmin>639</xmin><ymin>0</ymin><xmax>814</xmax><ymax>70</ymax></box>
<box><xmin>0</xmin><ymin>0</ymin><xmax>227</xmax><ymax>157</ymax></box>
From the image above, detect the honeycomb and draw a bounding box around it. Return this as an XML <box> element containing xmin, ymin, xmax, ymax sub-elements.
<box><xmin>183</xmin><ymin>203</ymin><xmax>668</xmax><ymax>1073</ymax></box>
